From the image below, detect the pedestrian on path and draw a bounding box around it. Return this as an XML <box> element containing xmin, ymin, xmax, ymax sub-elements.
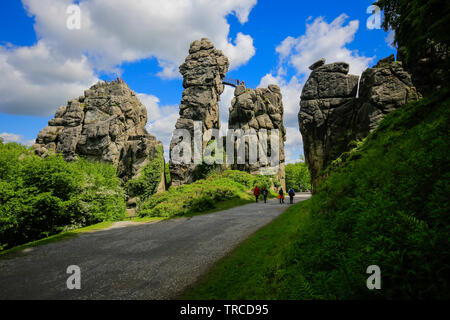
<box><xmin>262</xmin><ymin>187</ymin><xmax>268</xmax><ymax>203</ymax></box>
<box><xmin>278</xmin><ymin>188</ymin><xmax>284</xmax><ymax>204</ymax></box>
<box><xmin>254</xmin><ymin>185</ymin><xmax>260</xmax><ymax>203</ymax></box>
<box><xmin>288</xmin><ymin>187</ymin><xmax>295</xmax><ymax>204</ymax></box>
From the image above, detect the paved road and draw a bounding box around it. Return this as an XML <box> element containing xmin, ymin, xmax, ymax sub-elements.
<box><xmin>0</xmin><ymin>194</ymin><xmax>311</xmax><ymax>300</ymax></box>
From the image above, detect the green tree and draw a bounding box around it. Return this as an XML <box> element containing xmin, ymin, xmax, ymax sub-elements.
<box><xmin>374</xmin><ymin>0</ymin><xmax>450</xmax><ymax>93</ymax></box>
<box><xmin>285</xmin><ymin>161</ymin><xmax>311</xmax><ymax>192</ymax></box>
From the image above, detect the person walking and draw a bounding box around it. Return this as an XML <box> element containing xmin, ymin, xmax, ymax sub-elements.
<box><xmin>262</xmin><ymin>187</ymin><xmax>268</xmax><ymax>203</ymax></box>
<box><xmin>288</xmin><ymin>187</ymin><xmax>295</xmax><ymax>204</ymax></box>
<box><xmin>278</xmin><ymin>188</ymin><xmax>284</xmax><ymax>204</ymax></box>
<box><xmin>254</xmin><ymin>185</ymin><xmax>260</xmax><ymax>203</ymax></box>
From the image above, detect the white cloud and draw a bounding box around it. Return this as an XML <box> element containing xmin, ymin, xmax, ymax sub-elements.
<box><xmin>280</xmin><ymin>14</ymin><xmax>374</xmax><ymax>77</ymax></box>
<box><xmin>0</xmin><ymin>132</ymin><xmax>35</xmax><ymax>146</ymax></box>
<box><xmin>385</xmin><ymin>31</ymin><xmax>396</xmax><ymax>49</ymax></box>
<box><xmin>22</xmin><ymin>0</ymin><xmax>257</xmax><ymax>76</ymax></box>
<box><xmin>137</xmin><ymin>93</ymin><xmax>162</xmax><ymax>121</ymax></box>
<box><xmin>220</xmin><ymin>32</ymin><xmax>256</xmax><ymax>70</ymax></box>
<box><xmin>140</xmin><ymin>94</ymin><xmax>179</xmax><ymax>161</ymax></box>
<box><xmin>284</xmin><ymin>127</ymin><xmax>303</xmax><ymax>165</ymax></box>
<box><xmin>259</xmin><ymin>14</ymin><xmax>374</xmax><ymax>164</ymax></box>
<box><xmin>1</xmin><ymin>0</ymin><xmax>257</xmax><ymax>116</ymax></box>
<box><xmin>0</xmin><ymin>42</ymin><xmax>98</xmax><ymax>116</ymax></box>
<box><xmin>218</xmin><ymin>85</ymin><xmax>235</xmax><ymax>131</ymax></box>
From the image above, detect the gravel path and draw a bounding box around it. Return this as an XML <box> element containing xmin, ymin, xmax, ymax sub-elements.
<box><xmin>0</xmin><ymin>194</ymin><xmax>311</xmax><ymax>300</ymax></box>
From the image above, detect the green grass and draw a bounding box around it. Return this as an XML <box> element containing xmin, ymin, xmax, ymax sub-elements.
<box><xmin>180</xmin><ymin>200</ymin><xmax>312</xmax><ymax>299</ymax></box>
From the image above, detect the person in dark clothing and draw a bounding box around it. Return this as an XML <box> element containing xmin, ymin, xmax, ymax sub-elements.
<box><xmin>288</xmin><ymin>187</ymin><xmax>295</xmax><ymax>204</ymax></box>
<box><xmin>253</xmin><ymin>185</ymin><xmax>260</xmax><ymax>203</ymax></box>
<box><xmin>262</xmin><ymin>187</ymin><xmax>268</xmax><ymax>203</ymax></box>
<box><xmin>278</xmin><ymin>188</ymin><xmax>284</xmax><ymax>204</ymax></box>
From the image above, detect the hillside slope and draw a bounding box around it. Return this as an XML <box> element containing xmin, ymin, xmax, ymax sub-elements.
<box><xmin>183</xmin><ymin>89</ymin><xmax>450</xmax><ymax>299</ymax></box>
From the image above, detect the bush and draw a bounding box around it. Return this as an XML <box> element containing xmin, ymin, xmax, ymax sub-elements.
<box><xmin>285</xmin><ymin>162</ymin><xmax>311</xmax><ymax>191</ymax></box>
<box><xmin>221</xmin><ymin>170</ymin><xmax>273</xmax><ymax>190</ymax></box>
<box><xmin>0</xmin><ymin>143</ymin><xmax>126</xmax><ymax>251</ymax></box>
<box><xmin>278</xmin><ymin>89</ymin><xmax>450</xmax><ymax>299</ymax></box>
<box><xmin>126</xmin><ymin>146</ymin><xmax>164</xmax><ymax>200</ymax></box>
<box><xmin>138</xmin><ymin>175</ymin><xmax>249</xmax><ymax>217</ymax></box>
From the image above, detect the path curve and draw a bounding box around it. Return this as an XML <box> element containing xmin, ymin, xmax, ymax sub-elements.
<box><xmin>0</xmin><ymin>194</ymin><xmax>311</xmax><ymax>300</ymax></box>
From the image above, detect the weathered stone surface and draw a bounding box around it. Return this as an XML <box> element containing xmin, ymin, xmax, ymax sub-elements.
<box><xmin>229</xmin><ymin>85</ymin><xmax>286</xmax><ymax>190</ymax></box>
<box><xmin>33</xmin><ymin>80</ymin><xmax>165</xmax><ymax>189</ymax></box>
<box><xmin>355</xmin><ymin>55</ymin><xmax>420</xmax><ymax>138</ymax></box>
<box><xmin>309</xmin><ymin>58</ymin><xmax>326</xmax><ymax>71</ymax></box>
<box><xmin>299</xmin><ymin>56</ymin><xmax>419</xmax><ymax>191</ymax></box>
<box><xmin>169</xmin><ymin>38</ymin><xmax>229</xmax><ymax>186</ymax></box>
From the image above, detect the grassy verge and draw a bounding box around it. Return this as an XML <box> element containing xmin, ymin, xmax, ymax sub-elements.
<box><xmin>180</xmin><ymin>199</ymin><xmax>312</xmax><ymax>299</ymax></box>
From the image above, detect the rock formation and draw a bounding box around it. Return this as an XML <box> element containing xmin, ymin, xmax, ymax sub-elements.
<box><xmin>169</xmin><ymin>38</ymin><xmax>229</xmax><ymax>186</ymax></box>
<box><xmin>229</xmin><ymin>84</ymin><xmax>286</xmax><ymax>190</ymax></box>
<box><xmin>299</xmin><ymin>55</ymin><xmax>419</xmax><ymax>191</ymax></box>
<box><xmin>33</xmin><ymin>80</ymin><xmax>166</xmax><ymax>192</ymax></box>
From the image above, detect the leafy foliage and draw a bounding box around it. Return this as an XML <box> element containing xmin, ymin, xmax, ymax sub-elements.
<box><xmin>285</xmin><ymin>161</ymin><xmax>311</xmax><ymax>191</ymax></box>
<box><xmin>138</xmin><ymin>170</ymin><xmax>275</xmax><ymax>218</ymax></box>
<box><xmin>125</xmin><ymin>146</ymin><xmax>164</xmax><ymax>200</ymax></box>
<box><xmin>279</xmin><ymin>89</ymin><xmax>450</xmax><ymax>299</ymax></box>
<box><xmin>374</xmin><ymin>0</ymin><xmax>450</xmax><ymax>67</ymax></box>
<box><xmin>0</xmin><ymin>143</ymin><xmax>126</xmax><ymax>251</ymax></box>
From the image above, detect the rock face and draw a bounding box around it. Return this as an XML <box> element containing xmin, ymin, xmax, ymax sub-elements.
<box><xmin>169</xmin><ymin>38</ymin><xmax>229</xmax><ymax>186</ymax></box>
<box><xmin>229</xmin><ymin>84</ymin><xmax>286</xmax><ymax>190</ymax></box>
<box><xmin>299</xmin><ymin>56</ymin><xmax>419</xmax><ymax>191</ymax></box>
<box><xmin>33</xmin><ymin>80</ymin><xmax>165</xmax><ymax>190</ymax></box>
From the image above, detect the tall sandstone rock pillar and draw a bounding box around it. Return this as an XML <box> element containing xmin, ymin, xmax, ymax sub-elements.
<box><xmin>169</xmin><ymin>38</ymin><xmax>229</xmax><ymax>186</ymax></box>
<box><xmin>299</xmin><ymin>56</ymin><xmax>419</xmax><ymax>192</ymax></box>
<box><xmin>228</xmin><ymin>84</ymin><xmax>286</xmax><ymax>191</ymax></box>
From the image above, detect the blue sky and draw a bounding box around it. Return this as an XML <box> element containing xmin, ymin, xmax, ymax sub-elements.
<box><xmin>0</xmin><ymin>0</ymin><xmax>395</xmax><ymax>162</ymax></box>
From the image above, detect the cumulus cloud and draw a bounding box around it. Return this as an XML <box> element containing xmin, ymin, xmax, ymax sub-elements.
<box><xmin>139</xmin><ymin>93</ymin><xmax>179</xmax><ymax>160</ymax></box>
<box><xmin>0</xmin><ymin>132</ymin><xmax>35</xmax><ymax>146</ymax></box>
<box><xmin>279</xmin><ymin>14</ymin><xmax>374</xmax><ymax>77</ymax></box>
<box><xmin>0</xmin><ymin>42</ymin><xmax>98</xmax><ymax>116</ymax></box>
<box><xmin>259</xmin><ymin>14</ymin><xmax>374</xmax><ymax>163</ymax></box>
<box><xmin>1</xmin><ymin>0</ymin><xmax>257</xmax><ymax>116</ymax></box>
<box><xmin>23</xmin><ymin>0</ymin><xmax>257</xmax><ymax>75</ymax></box>
<box><xmin>385</xmin><ymin>31</ymin><xmax>396</xmax><ymax>49</ymax></box>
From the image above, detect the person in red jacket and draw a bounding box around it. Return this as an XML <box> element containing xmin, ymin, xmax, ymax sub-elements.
<box><xmin>253</xmin><ymin>185</ymin><xmax>260</xmax><ymax>203</ymax></box>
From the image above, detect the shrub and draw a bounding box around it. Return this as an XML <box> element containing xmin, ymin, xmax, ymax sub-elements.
<box><xmin>126</xmin><ymin>146</ymin><xmax>164</xmax><ymax>200</ymax></box>
<box><xmin>138</xmin><ymin>176</ymin><xmax>249</xmax><ymax>218</ymax></box>
<box><xmin>278</xmin><ymin>89</ymin><xmax>450</xmax><ymax>299</ymax></box>
<box><xmin>285</xmin><ymin>161</ymin><xmax>311</xmax><ymax>191</ymax></box>
<box><xmin>0</xmin><ymin>142</ymin><xmax>126</xmax><ymax>251</ymax></box>
<box><xmin>221</xmin><ymin>170</ymin><xmax>273</xmax><ymax>190</ymax></box>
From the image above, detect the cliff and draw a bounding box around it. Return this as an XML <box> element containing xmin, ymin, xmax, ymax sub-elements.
<box><xmin>299</xmin><ymin>55</ymin><xmax>419</xmax><ymax>191</ymax></box>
